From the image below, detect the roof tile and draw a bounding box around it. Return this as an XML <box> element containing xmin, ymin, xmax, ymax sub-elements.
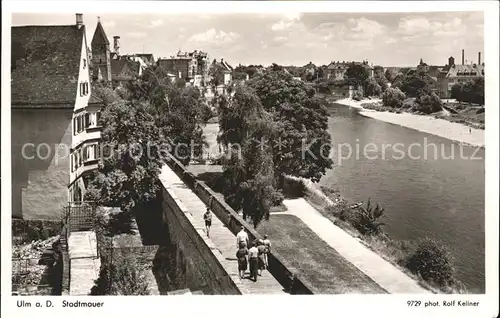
<box><xmin>11</xmin><ymin>25</ymin><xmax>85</xmax><ymax>105</ymax></box>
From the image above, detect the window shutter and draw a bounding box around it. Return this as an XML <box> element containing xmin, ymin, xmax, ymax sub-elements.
<box><xmin>96</xmin><ymin>111</ymin><xmax>101</xmax><ymax>125</ymax></box>
<box><xmin>85</xmin><ymin>113</ymin><xmax>90</xmax><ymax>128</ymax></box>
<box><xmin>97</xmin><ymin>143</ymin><xmax>101</xmax><ymax>159</ymax></box>
<box><xmin>73</xmin><ymin>118</ymin><xmax>77</xmax><ymax>135</ymax></box>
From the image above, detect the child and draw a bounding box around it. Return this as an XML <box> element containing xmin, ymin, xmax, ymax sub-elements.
<box><xmin>203</xmin><ymin>207</ymin><xmax>212</xmax><ymax>238</ymax></box>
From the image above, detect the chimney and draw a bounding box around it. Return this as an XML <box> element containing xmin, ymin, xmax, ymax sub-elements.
<box><xmin>76</xmin><ymin>13</ymin><xmax>83</xmax><ymax>28</ymax></box>
<box><xmin>478</xmin><ymin>52</ymin><xmax>481</xmax><ymax>65</ymax></box>
<box><xmin>113</xmin><ymin>36</ymin><xmax>120</xmax><ymax>55</ymax></box>
<box><xmin>462</xmin><ymin>49</ymin><xmax>464</xmax><ymax>65</ymax></box>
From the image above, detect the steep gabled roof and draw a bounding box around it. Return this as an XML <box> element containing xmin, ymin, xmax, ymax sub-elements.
<box><xmin>91</xmin><ymin>21</ymin><xmax>109</xmax><ymax>46</ymax></box>
<box><xmin>443</xmin><ymin>64</ymin><xmax>484</xmax><ymax>78</ymax></box>
<box><xmin>111</xmin><ymin>58</ymin><xmax>141</xmax><ymax>78</ymax></box>
<box><xmin>11</xmin><ymin>25</ymin><xmax>85</xmax><ymax>105</ymax></box>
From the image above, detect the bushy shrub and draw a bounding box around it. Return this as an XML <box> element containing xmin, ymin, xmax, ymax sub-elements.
<box><xmin>414</xmin><ymin>92</ymin><xmax>443</xmax><ymax>114</ymax></box>
<box><xmin>283</xmin><ymin>177</ymin><xmax>307</xmax><ymax>198</ymax></box>
<box><xmin>403</xmin><ymin>238</ymin><xmax>455</xmax><ymax>288</ymax></box>
<box><xmin>352</xmin><ymin>89</ymin><xmax>362</xmax><ymax>101</ymax></box>
<box><xmin>382</xmin><ymin>87</ymin><xmax>406</xmax><ymax>108</ymax></box>
<box><xmin>91</xmin><ymin>254</ymin><xmax>150</xmax><ymax>295</ymax></box>
<box><xmin>12</xmin><ymin>220</ymin><xmax>62</xmax><ymax>244</ymax></box>
<box><xmin>350</xmin><ymin>199</ymin><xmax>386</xmax><ymax>236</ymax></box>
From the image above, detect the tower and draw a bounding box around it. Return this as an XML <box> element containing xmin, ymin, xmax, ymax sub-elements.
<box><xmin>91</xmin><ymin>17</ymin><xmax>112</xmax><ymax>83</ymax></box>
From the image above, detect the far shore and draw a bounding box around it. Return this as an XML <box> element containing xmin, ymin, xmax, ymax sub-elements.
<box><xmin>335</xmin><ymin>98</ymin><xmax>485</xmax><ymax>148</ymax></box>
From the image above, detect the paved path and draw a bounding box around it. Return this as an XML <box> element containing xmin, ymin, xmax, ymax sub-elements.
<box><xmin>282</xmin><ymin>198</ymin><xmax>431</xmax><ymax>294</ymax></box>
<box><xmin>67</xmin><ymin>231</ymin><xmax>100</xmax><ymax>295</ymax></box>
<box><xmin>160</xmin><ymin>165</ymin><xmax>286</xmax><ymax>294</ymax></box>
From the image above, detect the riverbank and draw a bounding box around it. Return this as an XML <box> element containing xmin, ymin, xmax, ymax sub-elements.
<box><xmin>286</xmin><ymin>175</ymin><xmax>466</xmax><ymax>294</ymax></box>
<box><xmin>335</xmin><ymin>98</ymin><xmax>485</xmax><ymax>148</ymax></box>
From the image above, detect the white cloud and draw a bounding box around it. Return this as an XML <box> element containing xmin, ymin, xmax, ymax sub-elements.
<box><xmin>385</xmin><ymin>37</ymin><xmax>397</xmax><ymax>44</ymax></box>
<box><xmin>398</xmin><ymin>16</ymin><xmax>443</xmax><ymax>35</ymax></box>
<box><xmin>271</xmin><ymin>12</ymin><xmax>301</xmax><ymax>31</ymax></box>
<box><xmin>103</xmin><ymin>20</ymin><xmax>116</xmax><ymax>28</ymax></box>
<box><xmin>147</xmin><ymin>19</ymin><xmax>163</xmax><ymax>28</ymax></box>
<box><xmin>347</xmin><ymin>17</ymin><xmax>386</xmax><ymax>39</ymax></box>
<box><xmin>128</xmin><ymin>32</ymin><xmax>147</xmax><ymax>38</ymax></box>
<box><xmin>188</xmin><ymin>28</ymin><xmax>240</xmax><ymax>44</ymax></box>
<box><xmin>271</xmin><ymin>19</ymin><xmax>294</xmax><ymax>31</ymax></box>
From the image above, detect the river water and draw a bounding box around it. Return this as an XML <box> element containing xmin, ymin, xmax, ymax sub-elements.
<box><xmin>320</xmin><ymin>103</ymin><xmax>485</xmax><ymax>293</ymax></box>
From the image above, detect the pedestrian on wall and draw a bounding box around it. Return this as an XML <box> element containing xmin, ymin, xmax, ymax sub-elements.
<box><xmin>262</xmin><ymin>234</ymin><xmax>271</xmax><ymax>269</ymax></box>
<box><xmin>248</xmin><ymin>241</ymin><xmax>259</xmax><ymax>282</ymax></box>
<box><xmin>203</xmin><ymin>207</ymin><xmax>212</xmax><ymax>238</ymax></box>
<box><xmin>236</xmin><ymin>241</ymin><xmax>248</xmax><ymax>279</ymax></box>
<box><xmin>257</xmin><ymin>240</ymin><xmax>267</xmax><ymax>276</ymax></box>
<box><xmin>236</xmin><ymin>226</ymin><xmax>249</xmax><ymax>248</ymax></box>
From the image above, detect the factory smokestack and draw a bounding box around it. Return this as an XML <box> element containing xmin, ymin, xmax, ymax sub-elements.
<box><xmin>462</xmin><ymin>49</ymin><xmax>464</xmax><ymax>65</ymax></box>
<box><xmin>478</xmin><ymin>52</ymin><xmax>481</xmax><ymax>65</ymax></box>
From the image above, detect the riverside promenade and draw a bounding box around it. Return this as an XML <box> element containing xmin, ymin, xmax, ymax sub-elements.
<box><xmin>159</xmin><ymin>165</ymin><xmax>286</xmax><ymax>294</ymax></box>
<box><xmin>282</xmin><ymin>198</ymin><xmax>431</xmax><ymax>294</ymax></box>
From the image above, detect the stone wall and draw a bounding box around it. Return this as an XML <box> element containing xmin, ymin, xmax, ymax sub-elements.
<box><xmin>166</xmin><ymin>154</ymin><xmax>315</xmax><ymax>294</ymax></box>
<box><xmin>158</xmin><ymin>183</ymin><xmax>242</xmax><ymax>295</ymax></box>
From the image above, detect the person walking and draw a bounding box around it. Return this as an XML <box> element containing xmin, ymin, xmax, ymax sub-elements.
<box><xmin>262</xmin><ymin>234</ymin><xmax>271</xmax><ymax>269</ymax></box>
<box><xmin>248</xmin><ymin>241</ymin><xmax>259</xmax><ymax>282</ymax></box>
<box><xmin>203</xmin><ymin>207</ymin><xmax>212</xmax><ymax>238</ymax></box>
<box><xmin>257</xmin><ymin>240</ymin><xmax>266</xmax><ymax>276</ymax></box>
<box><xmin>236</xmin><ymin>226</ymin><xmax>249</xmax><ymax>248</ymax></box>
<box><xmin>236</xmin><ymin>241</ymin><xmax>248</xmax><ymax>279</ymax></box>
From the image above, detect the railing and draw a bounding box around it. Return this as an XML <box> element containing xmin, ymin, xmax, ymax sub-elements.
<box><xmin>62</xmin><ymin>201</ymin><xmax>97</xmax><ymax>233</ymax></box>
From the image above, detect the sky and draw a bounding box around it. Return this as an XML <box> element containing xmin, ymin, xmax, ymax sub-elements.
<box><xmin>12</xmin><ymin>11</ymin><xmax>484</xmax><ymax>67</ymax></box>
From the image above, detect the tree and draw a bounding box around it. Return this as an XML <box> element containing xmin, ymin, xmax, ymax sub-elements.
<box><xmin>414</xmin><ymin>92</ymin><xmax>443</xmax><ymax>114</ymax></box>
<box><xmin>450</xmin><ymin>83</ymin><xmax>463</xmax><ymax>101</ymax></box>
<box><xmin>392</xmin><ymin>72</ymin><xmax>405</xmax><ymax>89</ymax></box>
<box><xmin>217</xmin><ymin>86</ymin><xmax>281</xmax><ymax>227</ymax></box>
<box><xmin>401</xmin><ymin>71</ymin><xmax>431</xmax><ymax>98</ymax></box>
<box><xmin>246</xmin><ymin>70</ymin><xmax>333</xmax><ymax>184</ymax></box>
<box><xmin>208</xmin><ymin>62</ymin><xmax>227</xmax><ymax>92</ymax></box>
<box><xmin>382</xmin><ymin>87</ymin><xmax>406</xmax><ymax>108</ymax></box>
<box><xmin>232</xmin><ymin>71</ymin><xmax>248</xmax><ymax>81</ymax></box>
<box><xmin>364</xmin><ymin>77</ymin><xmax>382</xmax><ymax>97</ymax></box>
<box><xmin>384</xmin><ymin>68</ymin><xmax>398</xmax><ymax>83</ymax></box>
<box><xmin>127</xmin><ymin>67</ymin><xmax>209</xmax><ymax>165</ymax></box>
<box><xmin>86</xmin><ymin>100</ymin><xmax>163</xmax><ymax>214</ymax></box>
<box><xmin>344</xmin><ymin>63</ymin><xmax>370</xmax><ymax>90</ymax></box>
<box><xmin>450</xmin><ymin>78</ymin><xmax>484</xmax><ymax>105</ymax></box>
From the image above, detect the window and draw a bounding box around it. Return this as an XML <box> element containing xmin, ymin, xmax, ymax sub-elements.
<box><xmin>83</xmin><ymin>146</ymin><xmax>88</xmax><ymax>161</ymax></box>
<box><xmin>96</xmin><ymin>111</ymin><xmax>101</xmax><ymax>125</ymax></box>
<box><xmin>85</xmin><ymin>113</ymin><xmax>90</xmax><ymax>128</ymax></box>
<box><xmin>83</xmin><ymin>59</ymin><xmax>87</xmax><ymax>69</ymax></box>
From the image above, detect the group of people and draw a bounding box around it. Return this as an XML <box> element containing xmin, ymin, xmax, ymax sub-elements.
<box><xmin>203</xmin><ymin>208</ymin><xmax>272</xmax><ymax>282</ymax></box>
<box><xmin>236</xmin><ymin>227</ymin><xmax>271</xmax><ymax>282</ymax></box>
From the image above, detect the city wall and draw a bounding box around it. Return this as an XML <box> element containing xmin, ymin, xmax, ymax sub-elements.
<box><xmin>164</xmin><ymin>154</ymin><xmax>315</xmax><ymax>294</ymax></box>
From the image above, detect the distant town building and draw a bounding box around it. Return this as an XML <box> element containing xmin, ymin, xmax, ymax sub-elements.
<box><xmin>326</xmin><ymin>60</ymin><xmax>374</xmax><ymax>81</ymax></box>
<box><xmin>11</xmin><ymin>13</ymin><xmax>103</xmax><ymax>218</ymax></box>
<box><xmin>157</xmin><ymin>50</ymin><xmax>210</xmax><ymax>83</ymax></box>
<box><xmin>208</xmin><ymin>58</ymin><xmax>233</xmax><ymax>96</ymax></box>
<box><xmin>437</xmin><ymin>51</ymin><xmax>484</xmax><ymax>98</ymax></box>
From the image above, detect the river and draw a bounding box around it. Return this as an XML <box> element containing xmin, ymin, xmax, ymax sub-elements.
<box><xmin>320</xmin><ymin>103</ymin><xmax>485</xmax><ymax>293</ymax></box>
